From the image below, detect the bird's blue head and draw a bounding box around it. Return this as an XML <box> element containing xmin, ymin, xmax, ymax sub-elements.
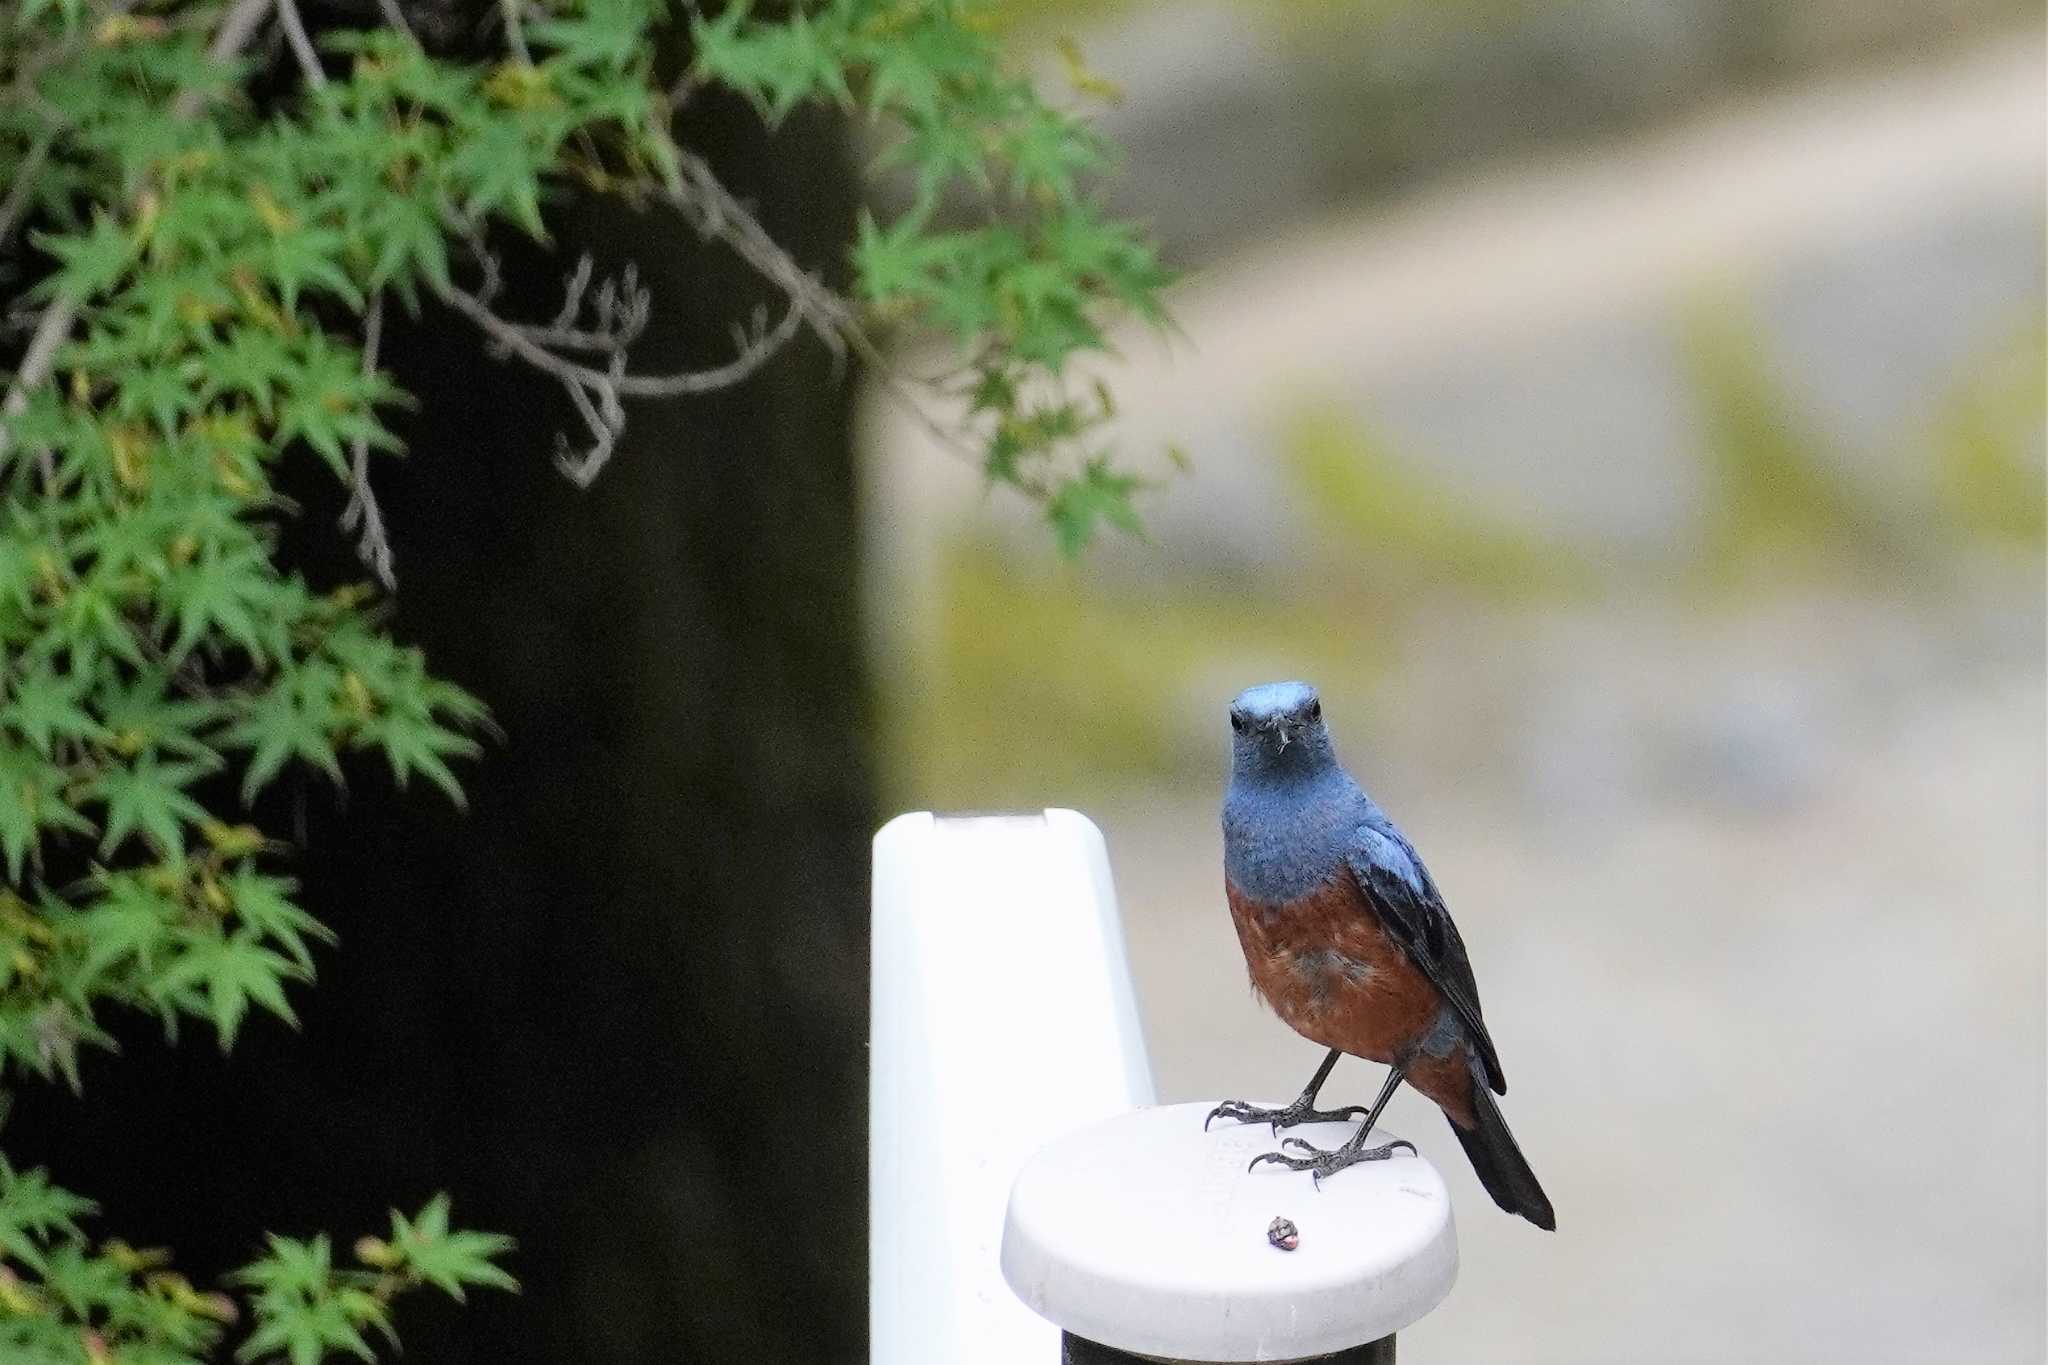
<box><xmin>1228</xmin><ymin>680</ymin><xmax>1337</xmax><ymax>782</ymax></box>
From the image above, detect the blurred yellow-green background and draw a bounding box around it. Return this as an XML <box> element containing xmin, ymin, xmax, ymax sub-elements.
<box><xmin>866</xmin><ymin>3</ymin><xmax>2044</xmax><ymax>1360</ymax></box>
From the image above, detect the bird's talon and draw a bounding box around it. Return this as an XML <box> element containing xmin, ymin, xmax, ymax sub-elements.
<box><xmin>1205</xmin><ymin>1100</ymin><xmax>1248</xmax><ymax>1131</ymax></box>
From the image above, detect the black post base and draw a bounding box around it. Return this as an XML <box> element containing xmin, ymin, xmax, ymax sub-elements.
<box><xmin>1062</xmin><ymin>1330</ymin><xmax>1395</xmax><ymax>1364</ymax></box>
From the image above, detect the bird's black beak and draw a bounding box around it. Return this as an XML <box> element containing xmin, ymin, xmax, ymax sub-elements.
<box><xmin>1272</xmin><ymin>722</ymin><xmax>1293</xmax><ymax>752</ymax></box>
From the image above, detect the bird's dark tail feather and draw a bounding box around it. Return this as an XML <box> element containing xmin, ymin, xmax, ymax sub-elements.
<box><xmin>1450</xmin><ymin>1075</ymin><xmax>1556</xmax><ymax>1231</ymax></box>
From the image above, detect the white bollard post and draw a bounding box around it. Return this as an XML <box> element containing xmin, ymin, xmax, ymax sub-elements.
<box><xmin>871</xmin><ymin>810</ymin><xmax>1156</xmax><ymax>1365</ymax></box>
<box><xmin>872</xmin><ymin>808</ymin><xmax>1459</xmax><ymax>1364</ymax></box>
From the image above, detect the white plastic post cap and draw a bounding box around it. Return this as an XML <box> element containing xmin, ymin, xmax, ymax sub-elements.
<box><xmin>1001</xmin><ymin>1103</ymin><xmax>1459</xmax><ymax>1362</ymax></box>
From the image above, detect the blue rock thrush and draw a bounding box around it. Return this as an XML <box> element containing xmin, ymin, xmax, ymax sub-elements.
<box><xmin>1206</xmin><ymin>680</ymin><xmax>1555</xmax><ymax>1230</ymax></box>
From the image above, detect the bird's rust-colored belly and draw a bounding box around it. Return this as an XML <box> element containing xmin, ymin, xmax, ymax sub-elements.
<box><xmin>1224</xmin><ymin>875</ymin><xmax>1445</xmax><ymax>1069</ymax></box>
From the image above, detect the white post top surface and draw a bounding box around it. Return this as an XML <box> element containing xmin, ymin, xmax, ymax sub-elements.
<box><xmin>1001</xmin><ymin>1102</ymin><xmax>1459</xmax><ymax>1362</ymax></box>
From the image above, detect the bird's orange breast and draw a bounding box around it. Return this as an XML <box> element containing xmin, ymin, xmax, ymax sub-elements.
<box><xmin>1225</xmin><ymin>874</ymin><xmax>1476</xmax><ymax>1125</ymax></box>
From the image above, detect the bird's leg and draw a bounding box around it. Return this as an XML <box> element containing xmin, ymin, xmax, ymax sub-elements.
<box><xmin>1204</xmin><ymin>1049</ymin><xmax>1369</xmax><ymax>1134</ymax></box>
<box><xmin>1248</xmin><ymin>1064</ymin><xmax>1416</xmax><ymax>1185</ymax></box>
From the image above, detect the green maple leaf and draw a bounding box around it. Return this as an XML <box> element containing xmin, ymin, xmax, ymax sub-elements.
<box><xmin>112</xmin><ymin>361</ymin><xmax>206</xmax><ymax>438</ymax></box>
<box><xmin>364</xmin><ymin>195</ymin><xmax>452</xmax><ymax>300</ymax></box>
<box><xmin>689</xmin><ymin>5</ymin><xmax>848</xmax><ymax>120</ymax></box>
<box><xmin>262</xmin><ymin>226</ymin><xmax>363</xmax><ymax>313</ymax></box>
<box><xmin>273</xmin><ymin>333</ymin><xmax>404</xmax><ymax>479</ymax></box>
<box><xmin>448</xmin><ymin>119</ymin><xmax>549</xmax><ymax>238</ymax></box>
<box><xmin>93</xmin><ymin>666</ymin><xmax>225</xmax><ymax>761</ymax></box>
<box><xmin>199</xmin><ymin>327</ymin><xmax>299</xmax><ymax>419</ymax></box>
<box><xmin>38</xmin><ymin>1237</ymin><xmax>133</xmax><ymax>1314</ymax></box>
<box><xmin>157</xmin><ymin>540</ymin><xmax>281</xmax><ymax>663</ymax></box>
<box><xmin>1000</xmin><ymin>105</ymin><xmax>1107</xmax><ymax>202</ymax></box>
<box><xmin>0</xmin><ymin>743</ymin><xmax>93</xmax><ymax>880</ymax></box>
<box><xmin>149</xmin><ymin>185</ymin><xmax>261</xmax><ymax>267</ymax></box>
<box><xmin>32</xmin><ymin>212</ymin><xmax>135</xmax><ymax>302</ymax></box>
<box><xmin>72</xmin><ymin>872</ymin><xmax>180</xmax><ymax>989</ymax></box>
<box><xmin>223</xmin><ymin>868</ymin><xmax>334</xmax><ymax>973</ymax></box>
<box><xmin>1</xmin><ymin>661</ymin><xmax>104</xmax><ymax>755</ymax></box>
<box><xmin>236</xmin><ymin>1231</ymin><xmax>334</xmax><ymax>1300</ymax></box>
<box><xmin>0</xmin><ymin>1158</ymin><xmax>96</xmax><ymax>1270</ymax></box>
<box><xmin>853</xmin><ymin>209</ymin><xmax>947</xmax><ymax>305</ymax></box>
<box><xmin>353</xmin><ymin>709</ymin><xmax>477</xmax><ymax>807</ymax></box>
<box><xmin>388</xmin><ymin>1196</ymin><xmax>517</xmax><ymax>1301</ymax></box>
<box><xmin>86</xmin><ymin>754</ymin><xmax>216</xmax><ymax>856</ymax></box>
<box><xmin>860</xmin><ymin>14</ymin><xmax>987</xmax><ymax>121</ymax></box>
<box><xmin>527</xmin><ymin>0</ymin><xmax>650</xmax><ymax>69</ymax></box>
<box><xmin>234</xmin><ymin>1234</ymin><xmax>382</xmax><ymax>1365</ymax></box>
<box><xmin>154</xmin><ymin>931</ymin><xmax>307</xmax><ymax>1047</ymax></box>
<box><xmin>221</xmin><ymin>667</ymin><xmax>343</xmax><ymax>802</ymax></box>
<box><xmin>1045</xmin><ymin>458</ymin><xmax>1144</xmax><ymax>557</ymax></box>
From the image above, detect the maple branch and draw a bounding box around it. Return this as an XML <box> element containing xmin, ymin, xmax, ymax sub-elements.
<box><xmin>340</xmin><ymin>295</ymin><xmax>395</xmax><ymax>588</ymax></box>
<box><xmin>373</xmin><ymin>0</ymin><xmax>416</xmax><ymax>40</ymax></box>
<box><xmin>497</xmin><ymin>0</ymin><xmax>531</xmax><ymax>65</ymax></box>
<box><xmin>657</xmin><ymin>150</ymin><xmax>981</xmax><ymax>465</ymax></box>
<box><xmin>275</xmin><ymin>0</ymin><xmax>327</xmax><ymax>90</ymax></box>
<box><xmin>439</xmin><ymin>241</ymin><xmax>807</xmax><ymax>487</ymax></box>
<box><xmin>0</xmin><ymin>136</ymin><xmax>53</xmax><ymax>255</ymax></box>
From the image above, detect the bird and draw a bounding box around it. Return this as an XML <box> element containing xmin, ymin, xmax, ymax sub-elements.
<box><xmin>1206</xmin><ymin>680</ymin><xmax>1555</xmax><ymax>1230</ymax></box>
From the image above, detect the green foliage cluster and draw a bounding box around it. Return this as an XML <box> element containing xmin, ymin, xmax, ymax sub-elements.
<box><xmin>0</xmin><ymin>1175</ymin><xmax>509</xmax><ymax>1365</ymax></box>
<box><xmin>0</xmin><ymin>0</ymin><xmax>1166</xmax><ymax>1358</ymax></box>
<box><xmin>695</xmin><ymin>0</ymin><xmax>1174</xmax><ymax>549</ymax></box>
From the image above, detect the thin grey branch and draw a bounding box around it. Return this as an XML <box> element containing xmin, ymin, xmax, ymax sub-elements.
<box><xmin>175</xmin><ymin>0</ymin><xmax>276</xmax><ymax>120</ymax></box>
<box><xmin>445</xmin><ymin>278</ymin><xmax>802</xmax><ymax>397</ymax></box>
<box><xmin>374</xmin><ymin>0</ymin><xmax>415</xmax><ymax>39</ymax></box>
<box><xmin>339</xmin><ymin>296</ymin><xmax>396</xmax><ymax>588</ymax></box>
<box><xmin>661</xmin><ymin>150</ymin><xmax>992</xmax><ymax>467</ymax></box>
<box><xmin>497</xmin><ymin>0</ymin><xmax>532</xmax><ymax>64</ymax></box>
<box><xmin>438</xmin><ymin>240</ymin><xmax>808</xmax><ymax>487</ymax></box>
<box><xmin>0</xmin><ymin>136</ymin><xmax>53</xmax><ymax>254</ymax></box>
<box><xmin>662</xmin><ymin>150</ymin><xmax>856</xmax><ymax>367</ymax></box>
<box><xmin>554</xmin><ymin>359</ymin><xmax>624</xmax><ymax>487</ymax></box>
<box><xmin>0</xmin><ymin>301</ymin><xmax>70</xmax><ymax>483</ymax></box>
<box><xmin>275</xmin><ymin>0</ymin><xmax>327</xmax><ymax>90</ymax></box>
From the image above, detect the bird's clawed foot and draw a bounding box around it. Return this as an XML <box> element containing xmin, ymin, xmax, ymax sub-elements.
<box><xmin>1204</xmin><ymin>1096</ymin><xmax>1370</xmax><ymax>1135</ymax></box>
<box><xmin>1247</xmin><ymin>1133</ymin><xmax>1418</xmax><ymax>1186</ymax></box>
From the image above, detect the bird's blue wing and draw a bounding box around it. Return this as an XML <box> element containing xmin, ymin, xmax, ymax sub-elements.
<box><xmin>1348</xmin><ymin>823</ymin><xmax>1507</xmax><ymax>1095</ymax></box>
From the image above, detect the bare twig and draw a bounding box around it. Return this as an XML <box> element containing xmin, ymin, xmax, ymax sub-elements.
<box><xmin>0</xmin><ymin>135</ymin><xmax>52</xmax><ymax>254</ymax></box>
<box><xmin>0</xmin><ymin>0</ymin><xmax>277</xmax><ymax>471</ymax></box>
<box><xmin>444</xmin><ymin>253</ymin><xmax>802</xmax><ymax>399</ymax></box>
<box><xmin>275</xmin><ymin>0</ymin><xmax>327</xmax><ymax>90</ymax></box>
<box><xmin>661</xmin><ymin>150</ymin><xmax>991</xmax><ymax>467</ymax></box>
<box><xmin>497</xmin><ymin>0</ymin><xmax>531</xmax><ymax>64</ymax></box>
<box><xmin>374</xmin><ymin>0</ymin><xmax>416</xmax><ymax>40</ymax></box>
<box><xmin>338</xmin><ymin>296</ymin><xmax>395</xmax><ymax>587</ymax></box>
<box><xmin>1</xmin><ymin>306</ymin><xmax>70</xmax><ymax>485</ymax></box>
<box><xmin>662</xmin><ymin>150</ymin><xmax>857</xmax><ymax>365</ymax></box>
<box><xmin>174</xmin><ymin>0</ymin><xmax>275</xmax><ymax>119</ymax></box>
<box><xmin>439</xmin><ymin>249</ymin><xmax>806</xmax><ymax>487</ymax></box>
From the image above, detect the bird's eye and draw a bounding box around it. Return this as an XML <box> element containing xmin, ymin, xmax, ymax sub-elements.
<box><xmin>1229</xmin><ymin>712</ymin><xmax>1246</xmax><ymax>734</ymax></box>
<box><xmin>1307</xmin><ymin>700</ymin><xmax>1321</xmax><ymax>721</ymax></box>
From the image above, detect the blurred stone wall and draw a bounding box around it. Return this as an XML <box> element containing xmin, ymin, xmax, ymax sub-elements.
<box><xmin>1008</xmin><ymin>0</ymin><xmax>2040</xmax><ymax>262</ymax></box>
